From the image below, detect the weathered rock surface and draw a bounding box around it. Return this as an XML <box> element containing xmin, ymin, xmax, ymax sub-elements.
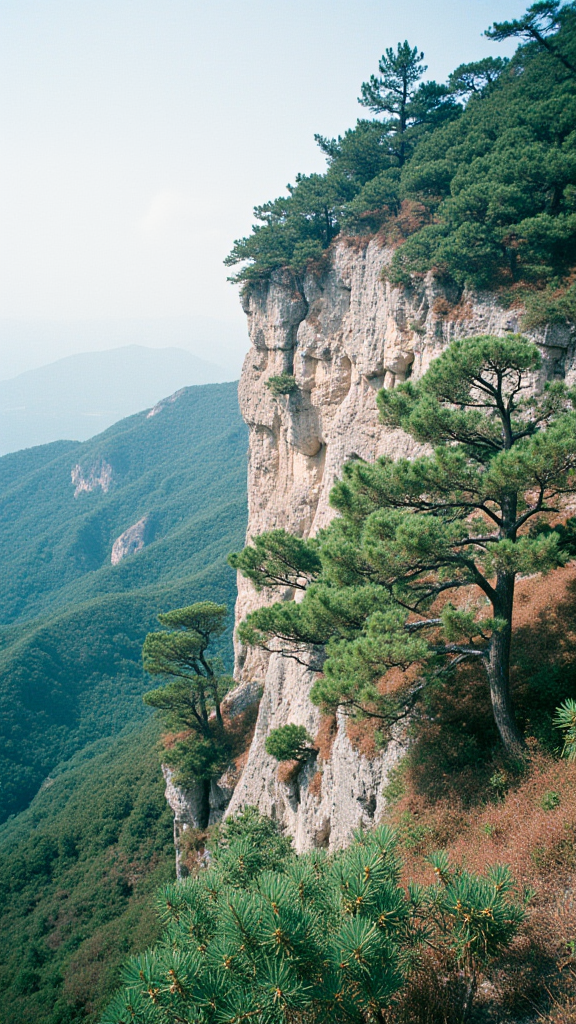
<box><xmin>174</xmin><ymin>238</ymin><xmax>576</xmax><ymax>853</ymax></box>
<box><xmin>162</xmin><ymin>766</ymin><xmax>235</xmax><ymax>879</ymax></box>
<box><xmin>111</xmin><ymin>516</ymin><xmax>149</xmax><ymax>564</ymax></box>
<box><xmin>71</xmin><ymin>459</ymin><xmax>113</xmax><ymax>497</ymax></box>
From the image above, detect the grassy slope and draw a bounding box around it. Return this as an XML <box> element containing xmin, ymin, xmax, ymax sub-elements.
<box><xmin>0</xmin><ymin>382</ymin><xmax>248</xmax><ymax>822</ymax></box>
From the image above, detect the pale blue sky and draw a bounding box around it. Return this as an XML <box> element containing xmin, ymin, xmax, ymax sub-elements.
<box><xmin>0</xmin><ymin>0</ymin><xmax>528</xmax><ymax>377</ymax></box>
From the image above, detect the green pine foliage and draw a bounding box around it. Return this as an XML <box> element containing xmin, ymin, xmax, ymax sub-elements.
<box><xmin>233</xmin><ymin>335</ymin><xmax>576</xmax><ymax>757</ymax></box>
<box><xmin>0</xmin><ymin>721</ymin><xmax>175</xmax><ymax>1024</ymax></box>
<box><xmin>265</xmin><ymin>724</ymin><xmax>316</xmax><ymax>763</ymax></box>
<box><xmin>102</xmin><ymin>812</ymin><xmax>525</xmax><ymax>1024</ymax></box>
<box><xmin>226</xmin><ymin>3</ymin><xmax>576</xmax><ymax>302</ymax></box>
<box><xmin>143</xmin><ymin>602</ymin><xmax>231</xmax><ymax>737</ymax></box>
<box><xmin>228</xmin><ymin>529</ymin><xmax>322</xmax><ymax>591</ymax></box>
<box><xmin>264</xmin><ymin>374</ymin><xmax>299</xmax><ymax>396</ymax></box>
<box><xmin>142</xmin><ymin>602</ymin><xmax>236</xmax><ymax>806</ymax></box>
<box><xmin>0</xmin><ymin>382</ymin><xmax>247</xmax><ymax>822</ymax></box>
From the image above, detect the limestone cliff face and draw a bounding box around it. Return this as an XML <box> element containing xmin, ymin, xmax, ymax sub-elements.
<box><xmin>111</xmin><ymin>516</ymin><xmax>149</xmax><ymax>565</ymax></box>
<box><xmin>224</xmin><ymin>238</ymin><xmax>575</xmax><ymax>851</ymax></box>
<box><xmin>71</xmin><ymin>460</ymin><xmax>113</xmax><ymax>497</ymax></box>
<box><xmin>168</xmin><ymin>238</ymin><xmax>574</xmax><ymax>861</ymax></box>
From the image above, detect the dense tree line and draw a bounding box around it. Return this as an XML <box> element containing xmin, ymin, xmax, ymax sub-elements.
<box><xmin>225</xmin><ymin>2</ymin><xmax>576</xmax><ymax>305</ymax></box>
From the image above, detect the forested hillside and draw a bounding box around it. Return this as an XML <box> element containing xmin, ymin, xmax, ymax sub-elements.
<box><xmin>0</xmin><ymin>380</ymin><xmax>248</xmax><ymax>1023</ymax></box>
<box><xmin>0</xmin><ymin>382</ymin><xmax>248</xmax><ymax>821</ymax></box>
<box><xmin>0</xmin><ymin>722</ymin><xmax>174</xmax><ymax>1024</ymax></box>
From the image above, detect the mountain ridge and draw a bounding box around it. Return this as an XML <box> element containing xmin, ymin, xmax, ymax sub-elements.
<box><xmin>0</xmin><ymin>345</ymin><xmax>232</xmax><ymax>455</ymax></box>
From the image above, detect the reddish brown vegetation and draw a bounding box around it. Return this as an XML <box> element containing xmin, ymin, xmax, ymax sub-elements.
<box><xmin>346</xmin><ymin>718</ymin><xmax>381</xmax><ymax>759</ymax></box>
<box><xmin>377</xmin><ymin>200</ymin><xmax>431</xmax><ymax>249</ymax></box>
<box><xmin>277</xmin><ymin>760</ymin><xmax>300</xmax><ymax>785</ymax></box>
<box><xmin>380</xmin><ymin>564</ymin><xmax>576</xmax><ymax>1022</ymax></box>
<box><xmin>314</xmin><ymin>715</ymin><xmax>337</xmax><ymax>761</ymax></box>
<box><xmin>308</xmin><ymin>771</ymin><xmax>322</xmax><ymax>799</ymax></box>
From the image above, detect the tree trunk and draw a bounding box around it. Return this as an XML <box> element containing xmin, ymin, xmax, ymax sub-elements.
<box><xmin>486</xmin><ymin>571</ymin><xmax>525</xmax><ymax>758</ymax></box>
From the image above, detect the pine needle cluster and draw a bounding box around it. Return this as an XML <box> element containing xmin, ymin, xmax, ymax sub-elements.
<box><xmin>101</xmin><ymin>810</ymin><xmax>526</xmax><ymax>1024</ymax></box>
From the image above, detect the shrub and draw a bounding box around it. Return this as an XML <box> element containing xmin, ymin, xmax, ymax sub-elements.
<box><xmin>102</xmin><ymin>815</ymin><xmax>526</xmax><ymax>1024</ymax></box>
<box><xmin>554</xmin><ymin>698</ymin><xmax>576</xmax><ymax>761</ymax></box>
<box><xmin>265</xmin><ymin>723</ymin><xmax>316</xmax><ymax>763</ymax></box>
<box><xmin>264</xmin><ymin>373</ymin><xmax>299</xmax><ymax>396</ymax></box>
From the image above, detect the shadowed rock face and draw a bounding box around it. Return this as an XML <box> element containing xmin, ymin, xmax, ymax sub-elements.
<box><xmin>176</xmin><ymin>239</ymin><xmax>576</xmax><ymax>853</ymax></box>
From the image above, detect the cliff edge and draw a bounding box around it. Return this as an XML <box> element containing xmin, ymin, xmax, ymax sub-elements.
<box><xmin>166</xmin><ymin>238</ymin><xmax>575</xmax><ymax>860</ymax></box>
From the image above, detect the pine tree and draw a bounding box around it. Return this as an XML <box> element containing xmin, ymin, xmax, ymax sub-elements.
<box><xmin>101</xmin><ymin>812</ymin><xmax>525</xmax><ymax>1024</ymax></box>
<box><xmin>358</xmin><ymin>41</ymin><xmax>458</xmax><ymax>166</ymax></box>
<box><xmin>447</xmin><ymin>57</ymin><xmax>510</xmax><ymax>98</ymax></box>
<box><xmin>265</xmin><ymin>724</ymin><xmax>316</xmax><ymax>763</ymax></box>
<box><xmin>232</xmin><ymin>336</ymin><xmax>576</xmax><ymax>758</ymax></box>
<box><xmin>486</xmin><ymin>0</ymin><xmax>576</xmax><ymax>76</ymax></box>
<box><xmin>142</xmin><ymin>602</ymin><xmax>233</xmax><ymax>819</ymax></box>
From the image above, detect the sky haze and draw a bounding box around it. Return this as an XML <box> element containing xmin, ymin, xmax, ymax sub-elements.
<box><xmin>0</xmin><ymin>0</ymin><xmax>528</xmax><ymax>376</ymax></box>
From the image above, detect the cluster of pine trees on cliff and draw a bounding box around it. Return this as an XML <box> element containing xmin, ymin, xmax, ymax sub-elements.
<box><xmin>225</xmin><ymin>0</ymin><xmax>576</xmax><ymax>325</ymax></box>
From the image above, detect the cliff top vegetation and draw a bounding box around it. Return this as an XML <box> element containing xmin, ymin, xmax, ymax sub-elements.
<box><xmin>225</xmin><ymin>1</ymin><xmax>576</xmax><ymax>317</ymax></box>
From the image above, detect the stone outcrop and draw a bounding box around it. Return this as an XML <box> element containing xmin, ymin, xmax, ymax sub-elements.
<box><xmin>163</xmin><ymin>766</ymin><xmax>234</xmax><ymax>878</ymax></box>
<box><xmin>173</xmin><ymin>238</ymin><xmax>576</xmax><ymax>853</ymax></box>
<box><xmin>111</xmin><ymin>516</ymin><xmax>149</xmax><ymax>564</ymax></box>
<box><xmin>147</xmin><ymin>388</ymin><xmax>187</xmax><ymax>419</ymax></box>
<box><xmin>71</xmin><ymin>459</ymin><xmax>113</xmax><ymax>497</ymax></box>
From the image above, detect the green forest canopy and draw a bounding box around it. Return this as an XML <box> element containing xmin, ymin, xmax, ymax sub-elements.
<box><xmin>0</xmin><ymin>721</ymin><xmax>174</xmax><ymax>1024</ymax></box>
<box><xmin>225</xmin><ymin>2</ymin><xmax>576</xmax><ymax>303</ymax></box>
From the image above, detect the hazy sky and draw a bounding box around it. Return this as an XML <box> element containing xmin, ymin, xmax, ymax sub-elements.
<box><xmin>0</xmin><ymin>0</ymin><xmax>527</xmax><ymax>378</ymax></box>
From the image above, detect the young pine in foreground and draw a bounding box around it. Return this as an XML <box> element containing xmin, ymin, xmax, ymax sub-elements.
<box><xmin>101</xmin><ymin>811</ymin><xmax>526</xmax><ymax>1024</ymax></box>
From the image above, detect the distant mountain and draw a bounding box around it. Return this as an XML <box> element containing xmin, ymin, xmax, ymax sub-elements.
<box><xmin>0</xmin><ymin>380</ymin><xmax>248</xmax><ymax>822</ymax></box>
<box><xmin>0</xmin><ymin>345</ymin><xmax>232</xmax><ymax>455</ymax></box>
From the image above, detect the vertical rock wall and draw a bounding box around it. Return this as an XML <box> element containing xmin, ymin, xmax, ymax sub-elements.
<box><xmin>166</xmin><ymin>238</ymin><xmax>574</xmax><ymax>864</ymax></box>
<box><xmin>224</xmin><ymin>239</ymin><xmax>575</xmax><ymax>852</ymax></box>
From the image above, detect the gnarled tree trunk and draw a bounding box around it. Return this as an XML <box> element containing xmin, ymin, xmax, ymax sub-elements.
<box><xmin>485</xmin><ymin>569</ymin><xmax>525</xmax><ymax>758</ymax></box>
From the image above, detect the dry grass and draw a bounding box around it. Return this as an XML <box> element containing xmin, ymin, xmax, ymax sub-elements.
<box><xmin>377</xmin><ymin>200</ymin><xmax>431</xmax><ymax>249</ymax></box>
<box><xmin>346</xmin><ymin>718</ymin><xmax>381</xmax><ymax>759</ymax></box>
<box><xmin>376</xmin><ymin>563</ymin><xmax>576</xmax><ymax>1021</ymax></box>
<box><xmin>308</xmin><ymin>771</ymin><xmax>322</xmax><ymax>799</ymax></box>
<box><xmin>314</xmin><ymin>715</ymin><xmax>337</xmax><ymax>761</ymax></box>
<box><xmin>277</xmin><ymin>760</ymin><xmax>301</xmax><ymax>785</ymax></box>
<box><xmin>432</xmin><ymin>296</ymin><xmax>453</xmax><ymax>318</ymax></box>
<box><xmin>384</xmin><ymin>951</ymin><xmax>473</xmax><ymax>1024</ymax></box>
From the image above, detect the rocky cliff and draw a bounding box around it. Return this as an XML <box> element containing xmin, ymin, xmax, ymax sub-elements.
<box><xmin>166</xmin><ymin>238</ymin><xmax>575</xmax><ymax>865</ymax></box>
